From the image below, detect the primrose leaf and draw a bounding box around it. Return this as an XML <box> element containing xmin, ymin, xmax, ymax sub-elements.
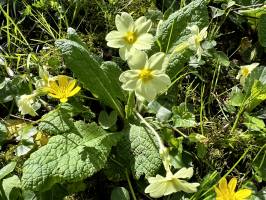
<box><xmin>22</xmin><ymin>121</ymin><xmax>121</xmax><ymax>192</ymax></box>
<box><xmin>55</xmin><ymin>31</ymin><xmax>125</xmax><ymax>117</ymax></box>
<box><xmin>0</xmin><ymin>162</ymin><xmax>17</xmax><ymax>180</ymax></box>
<box><xmin>119</xmin><ymin>125</ymin><xmax>162</xmax><ymax>179</ymax></box>
<box><xmin>38</xmin><ymin>108</ymin><xmax>74</xmax><ymax>135</ymax></box>
<box><xmin>152</xmin><ymin>0</ymin><xmax>209</xmax><ymax>78</ymax></box>
<box><xmin>2</xmin><ymin>175</ymin><xmax>21</xmax><ymax>200</ymax></box>
<box><xmin>244</xmin><ymin>66</ymin><xmax>266</xmax><ymax>94</ymax></box>
<box><xmin>172</xmin><ymin>103</ymin><xmax>197</xmax><ymax>128</ymax></box>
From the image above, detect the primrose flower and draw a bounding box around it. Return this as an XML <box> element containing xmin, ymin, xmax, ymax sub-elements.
<box><xmin>119</xmin><ymin>50</ymin><xmax>171</xmax><ymax>101</ymax></box>
<box><xmin>105</xmin><ymin>12</ymin><xmax>153</xmax><ymax>60</ymax></box>
<box><xmin>17</xmin><ymin>94</ymin><xmax>40</xmax><ymax>116</ymax></box>
<box><xmin>44</xmin><ymin>75</ymin><xmax>81</xmax><ymax>103</ymax></box>
<box><xmin>188</xmin><ymin>25</ymin><xmax>208</xmax><ymax>59</ymax></box>
<box><xmin>215</xmin><ymin>177</ymin><xmax>252</xmax><ymax>200</ymax></box>
<box><xmin>145</xmin><ymin>167</ymin><xmax>200</xmax><ymax>198</ymax></box>
<box><xmin>236</xmin><ymin>63</ymin><xmax>259</xmax><ymax>85</ymax></box>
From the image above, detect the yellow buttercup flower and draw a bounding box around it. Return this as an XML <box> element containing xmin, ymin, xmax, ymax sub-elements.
<box><xmin>215</xmin><ymin>177</ymin><xmax>252</xmax><ymax>200</ymax></box>
<box><xmin>45</xmin><ymin>75</ymin><xmax>81</xmax><ymax>103</ymax></box>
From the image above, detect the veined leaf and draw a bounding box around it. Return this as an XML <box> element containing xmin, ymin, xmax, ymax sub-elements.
<box><xmin>152</xmin><ymin>0</ymin><xmax>209</xmax><ymax>78</ymax></box>
<box><xmin>55</xmin><ymin>31</ymin><xmax>125</xmax><ymax>117</ymax></box>
<box><xmin>119</xmin><ymin>125</ymin><xmax>162</xmax><ymax>179</ymax></box>
<box><xmin>22</xmin><ymin>121</ymin><xmax>121</xmax><ymax>192</ymax></box>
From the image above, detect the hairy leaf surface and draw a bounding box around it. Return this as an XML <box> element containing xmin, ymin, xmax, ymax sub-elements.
<box><xmin>22</xmin><ymin>121</ymin><xmax>121</xmax><ymax>192</ymax></box>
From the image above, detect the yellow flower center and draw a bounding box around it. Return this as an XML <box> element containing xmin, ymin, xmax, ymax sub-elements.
<box><xmin>125</xmin><ymin>31</ymin><xmax>136</xmax><ymax>44</ymax></box>
<box><xmin>242</xmin><ymin>67</ymin><xmax>250</xmax><ymax>77</ymax></box>
<box><xmin>139</xmin><ymin>68</ymin><xmax>153</xmax><ymax>82</ymax></box>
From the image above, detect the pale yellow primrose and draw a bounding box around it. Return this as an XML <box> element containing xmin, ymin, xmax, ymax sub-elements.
<box><xmin>215</xmin><ymin>177</ymin><xmax>252</xmax><ymax>200</ymax></box>
<box><xmin>119</xmin><ymin>50</ymin><xmax>171</xmax><ymax>101</ymax></box>
<box><xmin>145</xmin><ymin>167</ymin><xmax>200</xmax><ymax>198</ymax></box>
<box><xmin>236</xmin><ymin>63</ymin><xmax>259</xmax><ymax>85</ymax></box>
<box><xmin>105</xmin><ymin>12</ymin><xmax>153</xmax><ymax>60</ymax></box>
<box><xmin>188</xmin><ymin>25</ymin><xmax>208</xmax><ymax>59</ymax></box>
<box><xmin>17</xmin><ymin>93</ymin><xmax>40</xmax><ymax>116</ymax></box>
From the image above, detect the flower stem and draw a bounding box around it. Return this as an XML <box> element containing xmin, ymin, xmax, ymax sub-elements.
<box><xmin>135</xmin><ymin>112</ymin><xmax>165</xmax><ymax>151</ymax></box>
<box><xmin>125</xmin><ymin>170</ymin><xmax>137</xmax><ymax>200</ymax></box>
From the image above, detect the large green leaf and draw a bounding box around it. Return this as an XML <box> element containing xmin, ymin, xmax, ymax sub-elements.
<box><xmin>38</xmin><ymin>108</ymin><xmax>74</xmax><ymax>135</ymax></box>
<box><xmin>152</xmin><ymin>0</ymin><xmax>209</xmax><ymax>78</ymax></box>
<box><xmin>119</xmin><ymin>125</ymin><xmax>162</xmax><ymax>179</ymax></box>
<box><xmin>55</xmin><ymin>31</ymin><xmax>125</xmax><ymax>117</ymax></box>
<box><xmin>22</xmin><ymin>121</ymin><xmax>121</xmax><ymax>192</ymax></box>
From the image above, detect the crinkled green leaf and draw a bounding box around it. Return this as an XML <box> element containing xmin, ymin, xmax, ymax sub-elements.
<box><xmin>22</xmin><ymin>121</ymin><xmax>121</xmax><ymax>192</ymax></box>
<box><xmin>55</xmin><ymin>30</ymin><xmax>125</xmax><ymax>117</ymax></box>
<box><xmin>151</xmin><ymin>0</ymin><xmax>209</xmax><ymax>78</ymax></box>
<box><xmin>38</xmin><ymin>108</ymin><xmax>74</xmax><ymax>135</ymax></box>
<box><xmin>119</xmin><ymin>125</ymin><xmax>162</xmax><ymax>179</ymax></box>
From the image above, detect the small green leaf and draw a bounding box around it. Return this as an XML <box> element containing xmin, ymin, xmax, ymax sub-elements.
<box><xmin>98</xmin><ymin>110</ymin><xmax>117</xmax><ymax>129</ymax></box>
<box><xmin>111</xmin><ymin>187</ymin><xmax>130</xmax><ymax>200</ymax></box>
<box><xmin>1</xmin><ymin>175</ymin><xmax>21</xmax><ymax>200</ymax></box>
<box><xmin>212</xmin><ymin>51</ymin><xmax>230</xmax><ymax>67</ymax></box>
<box><xmin>0</xmin><ymin>162</ymin><xmax>17</xmax><ymax>180</ymax></box>
<box><xmin>172</xmin><ymin>103</ymin><xmax>197</xmax><ymax>128</ymax></box>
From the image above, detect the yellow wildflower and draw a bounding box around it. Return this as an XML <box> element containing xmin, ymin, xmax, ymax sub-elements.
<box><xmin>215</xmin><ymin>177</ymin><xmax>252</xmax><ymax>200</ymax></box>
<box><xmin>45</xmin><ymin>75</ymin><xmax>81</xmax><ymax>103</ymax></box>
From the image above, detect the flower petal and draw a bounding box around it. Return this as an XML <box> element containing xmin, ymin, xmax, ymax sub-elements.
<box><xmin>119</xmin><ymin>46</ymin><xmax>132</xmax><ymax>60</ymax></box>
<box><xmin>60</xmin><ymin>97</ymin><xmax>68</xmax><ymax>103</ymax></box>
<box><xmin>115</xmin><ymin>12</ymin><xmax>133</xmax><ymax>33</ymax></box>
<box><xmin>150</xmin><ymin>72</ymin><xmax>171</xmax><ymax>93</ymax></box>
<box><xmin>219</xmin><ymin>178</ymin><xmax>228</xmax><ymax>192</ymax></box>
<box><xmin>134</xmin><ymin>16</ymin><xmax>152</xmax><ymax>35</ymax></box>
<box><xmin>67</xmin><ymin>79</ymin><xmax>77</xmax><ymax>93</ymax></box>
<box><xmin>173</xmin><ymin>179</ymin><xmax>200</xmax><ymax>193</ymax></box>
<box><xmin>235</xmin><ymin>189</ymin><xmax>252</xmax><ymax>199</ymax></box>
<box><xmin>68</xmin><ymin>86</ymin><xmax>81</xmax><ymax>97</ymax></box>
<box><xmin>119</xmin><ymin>70</ymin><xmax>139</xmax><ymax>83</ymax></box>
<box><xmin>127</xmin><ymin>50</ymin><xmax>147</xmax><ymax>69</ymax></box>
<box><xmin>147</xmin><ymin>52</ymin><xmax>168</xmax><ymax>71</ymax></box>
<box><xmin>58</xmin><ymin>75</ymin><xmax>69</xmax><ymax>88</ymax></box>
<box><xmin>106</xmin><ymin>31</ymin><xmax>125</xmax><ymax>48</ymax></box>
<box><xmin>215</xmin><ymin>186</ymin><xmax>223</xmax><ymax>197</ymax></box>
<box><xmin>135</xmin><ymin>80</ymin><xmax>157</xmax><ymax>101</ymax></box>
<box><xmin>133</xmin><ymin>33</ymin><xmax>153</xmax><ymax>50</ymax></box>
<box><xmin>173</xmin><ymin>167</ymin><xmax>194</xmax><ymax>179</ymax></box>
<box><xmin>228</xmin><ymin>178</ymin><xmax>237</xmax><ymax>194</ymax></box>
<box><xmin>145</xmin><ymin>180</ymin><xmax>168</xmax><ymax>198</ymax></box>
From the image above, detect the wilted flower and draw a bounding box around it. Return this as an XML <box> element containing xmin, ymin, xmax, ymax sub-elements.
<box><xmin>44</xmin><ymin>75</ymin><xmax>81</xmax><ymax>103</ymax></box>
<box><xmin>145</xmin><ymin>167</ymin><xmax>200</xmax><ymax>198</ymax></box>
<box><xmin>215</xmin><ymin>177</ymin><xmax>252</xmax><ymax>200</ymax></box>
<box><xmin>119</xmin><ymin>50</ymin><xmax>171</xmax><ymax>101</ymax></box>
<box><xmin>188</xmin><ymin>25</ymin><xmax>208</xmax><ymax>59</ymax></box>
<box><xmin>236</xmin><ymin>63</ymin><xmax>259</xmax><ymax>85</ymax></box>
<box><xmin>105</xmin><ymin>12</ymin><xmax>153</xmax><ymax>60</ymax></box>
<box><xmin>17</xmin><ymin>93</ymin><xmax>40</xmax><ymax>116</ymax></box>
